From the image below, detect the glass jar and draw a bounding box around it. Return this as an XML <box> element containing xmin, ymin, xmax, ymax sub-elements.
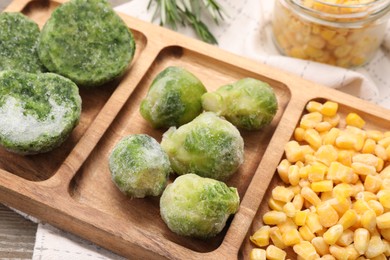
<box><xmin>272</xmin><ymin>0</ymin><xmax>390</xmax><ymax>67</ymax></box>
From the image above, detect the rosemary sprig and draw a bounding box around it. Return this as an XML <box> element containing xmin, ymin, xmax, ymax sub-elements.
<box><xmin>147</xmin><ymin>0</ymin><xmax>226</xmax><ymax>44</ymax></box>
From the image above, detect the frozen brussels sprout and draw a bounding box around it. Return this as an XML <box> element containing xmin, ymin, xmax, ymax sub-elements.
<box><xmin>161</xmin><ymin>112</ymin><xmax>244</xmax><ymax>181</ymax></box>
<box><xmin>109</xmin><ymin>134</ymin><xmax>172</xmax><ymax>198</ymax></box>
<box><xmin>160</xmin><ymin>174</ymin><xmax>240</xmax><ymax>238</ymax></box>
<box><xmin>202</xmin><ymin>78</ymin><xmax>278</xmax><ymax>130</ymax></box>
<box><xmin>140</xmin><ymin>66</ymin><xmax>207</xmax><ymax>128</ymax></box>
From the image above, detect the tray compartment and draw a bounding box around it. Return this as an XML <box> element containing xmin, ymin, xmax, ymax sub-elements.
<box><xmin>0</xmin><ymin>1</ymin><xmax>148</xmax><ymax>182</ymax></box>
<box><xmin>239</xmin><ymin>98</ymin><xmax>390</xmax><ymax>259</ymax></box>
<box><xmin>68</xmin><ymin>45</ymin><xmax>291</xmax><ymax>253</ymax></box>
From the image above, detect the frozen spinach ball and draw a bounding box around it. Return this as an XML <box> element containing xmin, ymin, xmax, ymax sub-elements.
<box><xmin>109</xmin><ymin>134</ymin><xmax>172</xmax><ymax>198</ymax></box>
<box><xmin>140</xmin><ymin>66</ymin><xmax>207</xmax><ymax>128</ymax></box>
<box><xmin>0</xmin><ymin>12</ymin><xmax>45</xmax><ymax>73</ymax></box>
<box><xmin>160</xmin><ymin>174</ymin><xmax>240</xmax><ymax>239</ymax></box>
<box><xmin>161</xmin><ymin>112</ymin><xmax>244</xmax><ymax>181</ymax></box>
<box><xmin>38</xmin><ymin>0</ymin><xmax>135</xmax><ymax>87</ymax></box>
<box><xmin>202</xmin><ymin>78</ymin><xmax>278</xmax><ymax>130</ymax></box>
<box><xmin>0</xmin><ymin>71</ymin><xmax>81</xmax><ymax>154</ymax></box>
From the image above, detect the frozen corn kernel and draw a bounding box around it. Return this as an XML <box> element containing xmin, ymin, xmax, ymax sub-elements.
<box><xmin>346</xmin><ymin>112</ymin><xmax>365</xmax><ymax>128</ymax></box>
<box><xmin>300</xmin><ymin>112</ymin><xmax>323</xmax><ymax>129</ymax></box>
<box><xmin>336</xmin><ymin>228</ymin><xmax>354</xmax><ymax>247</ymax></box>
<box><xmin>278</xmin><ymin>217</ymin><xmax>298</xmax><ymax>234</ymax></box>
<box><xmin>282</xmin><ymin>228</ymin><xmax>302</xmax><ymax>246</ymax></box>
<box><xmin>376</xmin><ymin>212</ymin><xmax>390</xmax><ymax>229</ymax></box>
<box><xmin>354</xmin><ymin>228</ymin><xmax>370</xmax><ymax>255</ymax></box>
<box><xmin>294</xmin><ymin>127</ymin><xmax>306</xmax><ymax>142</ymax></box>
<box><xmin>266</xmin><ymin>245</ymin><xmax>287</xmax><ymax>260</ymax></box>
<box><xmin>322</xmin><ymin>127</ymin><xmax>340</xmax><ymax>145</ymax></box>
<box><xmin>269</xmin><ymin>227</ymin><xmax>287</xmax><ymax>249</ymax></box>
<box><xmin>250</xmin><ymin>225</ymin><xmax>271</xmax><ymax>247</ymax></box>
<box><xmin>311</xmin><ymin>180</ymin><xmax>333</xmax><ymax>192</ymax></box>
<box><xmin>321</xmin><ymin>101</ymin><xmax>338</xmax><ymax>117</ymax></box>
<box><xmin>352</xmin><ymin>153</ymin><xmax>380</xmax><ymax>167</ymax></box>
<box><xmin>306</xmin><ymin>212</ymin><xmax>323</xmax><ymax>233</ymax></box>
<box><xmin>361</xmin><ymin>209</ymin><xmax>377</xmax><ymax>233</ymax></box>
<box><xmin>299</xmin><ymin>225</ymin><xmax>316</xmax><ymax>241</ymax></box>
<box><xmin>294</xmin><ymin>210</ymin><xmax>309</xmax><ymax>226</ymax></box>
<box><xmin>312</xmin><ymin>236</ymin><xmax>330</xmax><ymax>256</ymax></box>
<box><xmin>288</xmin><ymin>165</ymin><xmax>300</xmax><ymax>186</ymax></box>
<box><xmin>308</xmin><ymin>165</ymin><xmax>326</xmax><ymax>182</ymax></box>
<box><xmin>301</xmin><ymin>186</ymin><xmax>322</xmax><ymax>206</ymax></box>
<box><xmin>292</xmin><ymin>194</ymin><xmax>304</xmax><ymax>210</ymax></box>
<box><xmin>272</xmin><ymin>186</ymin><xmax>295</xmax><ymax>203</ymax></box>
<box><xmin>382</xmin><ymin>228</ymin><xmax>390</xmax><ymax>241</ymax></box>
<box><xmin>351</xmin><ymin>162</ymin><xmax>377</xmax><ymax>176</ymax></box>
<box><xmin>263</xmin><ymin>211</ymin><xmax>287</xmax><ymax>225</ymax></box>
<box><xmin>283</xmin><ymin>202</ymin><xmax>297</xmax><ymax>218</ymax></box>
<box><xmin>285</xmin><ymin>141</ymin><xmax>304</xmax><ymax>163</ymax></box>
<box><xmin>378</xmin><ymin>136</ymin><xmax>390</xmax><ymax>148</ymax></box>
<box><xmin>362</xmin><ymin>138</ymin><xmax>376</xmax><ymax>154</ymax></box>
<box><xmin>367</xmin><ymin>130</ymin><xmax>384</xmax><ymax>142</ymax></box>
<box><xmin>293</xmin><ymin>241</ymin><xmax>319</xmax><ymax>260</ymax></box>
<box><xmin>364</xmin><ymin>174</ymin><xmax>382</xmax><ymax>193</ymax></box>
<box><xmin>329</xmin><ymin>244</ymin><xmax>349</xmax><ymax>259</ymax></box>
<box><xmin>368</xmin><ymin>200</ymin><xmax>385</xmax><ymax>216</ymax></box>
<box><xmin>378</xmin><ymin>190</ymin><xmax>390</xmax><ymax>209</ymax></box>
<box><xmin>353</xmin><ymin>199</ymin><xmax>371</xmax><ymax>215</ymax></box>
<box><xmin>306</xmin><ymin>101</ymin><xmax>323</xmax><ymax>113</ymax></box>
<box><xmin>333</xmin><ymin>183</ymin><xmax>353</xmax><ymax>198</ymax></box>
<box><xmin>338</xmin><ymin>209</ymin><xmax>358</xmax><ymax>230</ymax></box>
<box><xmin>317</xmin><ymin>202</ymin><xmax>339</xmax><ymax>227</ymax></box>
<box><xmin>315</xmin><ymin>145</ymin><xmax>338</xmax><ymax>166</ymax></box>
<box><xmin>268</xmin><ymin>198</ymin><xmax>285</xmax><ymax>211</ymax></box>
<box><xmin>250</xmin><ymin>248</ymin><xmax>266</xmax><ymax>260</ymax></box>
<box><xmin>323</xmin><ymin>224</ymin><xmax>343</xmax><ymax>245</ymax></box>
<box><xmin>329</xmin><ymin>196</ymin><xmax>351</xmax><ymax>216</ymax></box>
<box><xmin>365</xmin><ymin>235</ymin><xmax>386</xmax><ymax>258</ymax></box>
<box><xmin>304</xmin><ymin>129</ymin><xmax>322</xmax><ymax>149</ymax></box>
<box><xmin>277</xmin><ymin>159</ymin><xmax>291</xmax><ymax>184</ymax></box>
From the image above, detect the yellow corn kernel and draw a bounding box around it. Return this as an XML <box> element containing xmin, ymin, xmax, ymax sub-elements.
<box><xmin>320</xmin><ymin>254</ymin><xmax>336</xmax><ymax>260</ymax></box>
<box><xmin>379</xmin><ymin>165</ymin><xmax>390</xmax><ymax>179</ymax></box>
<box><xmin>351</xmin><ymin>162</ymin><xmax>377</xmax><ymax>176</ymax></box>
<box><xmin>356</xmin><ymin>191</ymin><xmax>377</xmax><ymax>201</ymax></box>
<box><xmin>294</xmin><ymin>127</ymin><xmax>306</xmax><ymax>142</ymax></box>
<box><xmin>354</xmin><ymin>228</ymin><xmax>370</xmax><ymax>255</ymax></box>
<box><xmin>323</xmin><ymin>224</ymin><xmax>343</xmax><ymax>245</ymax></box>
<box><xmin>293</xmin><ymin>194</ymin><xmax>304</xmax><ymax>210</ymax></box>
<box><xmin>367</xmin><ymin>130</ymin><xmax>384</xmax><ymax>142</ymax></box>
<box><xmin>329</xmin><ymin>245</ymin><xmax>349</xmax><ymax>260</ymax></box>
<box><xmin>250</xmin><ymin>225</ymin><xmax>271</xmax><ymax>247</ymax></box>
<box><xmin>294</xmin><ymin>210</ymin><xmax>309</xmax><ymax>226</ymax></box>
<box><xmin>345</xmin><ymin>244</ymin><xmax>359</xmax><ymax>260</ymax></box>
<box><xmin>300</xmin><ymin>112</ymin><xmax>323</xmax><ymax>129</ymax></box>
<box><xmin>375</xmin><ymin>144</ymin><xmax>388</xmax><ymax>161</ymax></box>
<box><xmin>377</xmin><ymin>212</ymin><xmax>390</xmax><ymax>229</ymax></box>
<box><xmin>376</xmin><ymin>158</ymin><xmax>384</xmax><ymax>172</ymax></box>
<box><xmin>288</xmin><ymin>165</ymin><xmax>300</xmax><ymax>186</ymax></box>
<box><xmin>317</xmin><ymin>202</ymin><xmax>339</xmax><ymax>227</ymax></box>
<box><xmin>312</xmin><ymin>236</ymin><xmax>330</xmax><ymax>256</ymax></box>
<box><xmin>321</xmin><ymin>191</ymin><xmax>334</xmax><ymax>201</ymax></box>
<box><xmin>368</xmin><ymin>200</ymin><xmax>384</xmax><ymax>216</ymax></box>
<box><xmin>272</xmin><ymin>186</ymin><xmax>295</xmax><ymax>203</ymax></box>
<box><xmin>250</xmin><ymin>248</ymin><xmax>266</xmax><ymax>260</ymax></box>
<box><xmin>285</xmin><ymin>141</ymin><xmax>304</xmax><ymax>163</ymax></box>
<box><xmin>323</xmin><ymin>127</ymin><xmax>341</xmax><ymax>146</ymax></box>
<box><xmin>293</xmin><ymin>241</ymin><xmax>319</xmax><ymax>260</ymax></box>
<box><xmin>361</xmin><ymin>209</ymin><xmax>377</xmax><ymax>233</ymax></box>
<box><xmin>338</xmin><ymin>209</ymin><xmax>358</xmax><ymax>230</ymax></box>
<box><xmin>352</xmin><ymin>153</ymin><xmax>380</xmax><ymax>167</ymax></box>
<box><xmin>288</xmin><ymin>185</ymin><xmax>301</xmax><ymax>195</ymax></box>
<box><xmin>321</xmin><ymin>101</ymin><xmax>338</xmax><ymax>117</ymax></box>
<box><xmin>266</xmin><ymin>245</ymin><xmax>287</xmax><ymax>260</ymax></box>
<box><xmin>315</xmin><ymin>145</ymin><xmax>338</xmax><ymax>166</ymax></box>
<box><xmin>302</xmin><ymin>186</ymin><xmax>321</xmax><ymax>206</ymax></box>
<box><xmin>283</xmin><ymin>202</ymin><xmax>297</xmax><ymax>218</ymax></box>
<box><xmin>304</xmin><ymin>129</ymin><xmax>322</xmax><ymax>149</ymax></box>
<box><xmin>365</xmin><ymin>235</ymin><xmax>386</xmax><ymax>258</ymax></box>
<box><xmin>378</xmin><ymin>136</ymin><xmax>390</xmax><ymax>148</ymax></box>
<box><xmin>277</xmin><ymin>159</ymin><xmax>291</xmax><ymax>184</ymax></box>
<box><xmin>345</xmin><ymin>112</ymin><xmax>365</xmax><ymax>128</ymax></box>
<box><xmin>371</xmin><ymin>254</ymin><xmax>387</xmax><ymax>260</ymax></box>
<box><xmin>269</xmin><ymin>227</ymin><xmax>287</xmax><ymax>249</ymax></box>
<box><xmin>346</xmin><ymin>126</ymin><xmax>366</xmax><ymax>151</ymax></box>
<box><xmin>320</xmin><ymin>28</ymin><xmax>337</xmax><ymax>41</ymax></box>
<box><xmin>311</xmin><ymin>180</ymin><xmax>333</xmax><ymax>193</ymax></box>
<box><xmin>306</xmin><ymin>101</ymin><xmax>323</xmax><ymax>113</ymax></box>
<box><xmin>299</xmin><ymin>179</ymin><xmax>311</xmax><ymax>188</ymax></box>
<box><xmin>299</xmin><ymin>165</ymin><xmax>310</xmax><ymax>179</ymax></box>
<box><xmin>353</xmin><ymin>199</ymin><xmax>371</xmax><ymax>215</ymax></box>
<box><xmin>329</xmin><ymin>196</ymin><xmax>351</xmax><ymax>216</ymax></box>
<box><xmin>364</xmin><ymin>175</ymin><xmax>382</xmax><ymax>193</ymax></box>
<box><xmin>333</xmin><ymin>183</ymin><xmax>353</xmax><ymax>198</ymax></box>
<box><xmin>362</xmin><ymin>138</ymin><xmax>376</xmax><ymax>154</ymax></box>
<box><xmin>263</xmin><ymin>211</ymin><xmax>287</xmax><ymax>225</ymax></box>
<box><xmin>268</xmin><ymin>198</ymin><xmax>285</xmax><ymax>211</ymax></box>
<box><xmin>315</xmin><ymin>121</ymin><xmax>333</xmax><ymax>132</ymax></box>
<box><xmin>282</xmin><ymin>228</ymin><xmax>302</xmax><ymax>246</ymax></box>
<box><xmin>378</xmin><ymin>190</ymin><xmax>390</xmax><ymax>209</ymax></box>
<box><xmin>299</xmin><ymin>224</ymin><xmax>316</xmax><ymax>242</ymax></box>
<box><xmin>335</xmin><ymin>133</ymin><xmax>358</xmax><ymax>150</ymax></box>
<box><xmin>278</xmin><ymin>217</ymin><xmax>298</xmax><ymax>234</ymax></box>
<box><xmin>381</xmin><ymin>178</ymin><xmax>390</xmax><ymax>190</ymax></box>
<box><xmin>351</xmin><ymin>181</ymin><xmax>364</xmax><ymax>197</ymax></box>
<box><xmin>336</xmin><ymin>229</ymin><xmax>354</xmax><ymax>247</ymax></box>
<box><xmin>308</xmin><ymin>166</ymin><xmax>326</xmax><ymax>183</ymax></box>
<box><xmin>323</xmin><ymin>114</ymin><xmax>340</xmax><ymax>128</ymax></box>
<box><xmin>327</xmin><ymin>161</ymin><xmax>352</xmax><ymax>182</ymax></box>
<box><xmin>306</xmin><ymin>212</ymin><xmax>323</xmax><ymax>233</ymax></box>
<box><xmin>337</xmin><ymin>149</ymin><xmax>354</xmax><ymax>167</ymax></box>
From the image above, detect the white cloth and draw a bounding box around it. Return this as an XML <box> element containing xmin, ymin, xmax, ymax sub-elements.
<box><xmin>32</xmin><ymin>0</ymin><xmax>390</xmax><ymax>259</ymax></box>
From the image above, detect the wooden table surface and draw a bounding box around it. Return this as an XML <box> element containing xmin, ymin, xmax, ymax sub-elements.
<box><xmin>0</xmin><ymin>0</ymin><xmax>131</xmax><ymax>258</ymax></box>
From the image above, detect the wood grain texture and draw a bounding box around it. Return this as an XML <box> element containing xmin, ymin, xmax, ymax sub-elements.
<box><xmin>1</xmin><ymin>0</ymin><xmax>390</xmax><ymax>260</ymax></box>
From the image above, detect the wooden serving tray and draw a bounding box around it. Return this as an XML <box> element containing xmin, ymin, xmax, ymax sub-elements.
<box><xmin>1</xmin><ymin>0</ymin><xmax>389</xmax><ymax>259</ymax></box>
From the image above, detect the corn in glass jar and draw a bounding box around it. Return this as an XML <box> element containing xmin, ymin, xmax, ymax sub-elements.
<box><xmin>272</xmin><ymin>0</ymin><xmax>390</xmax><ymax>67</ymax></box>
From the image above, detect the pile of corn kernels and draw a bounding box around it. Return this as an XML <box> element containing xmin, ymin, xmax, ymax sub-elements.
<box><xmin>273</xmin><ymin>0</ymin><xmax>385</xmax><ymax>68</ymax></box>
<box><xmin>250</xmin><ymin>100</ymin><xmax>390</xmax><ymax>260</ymax></box>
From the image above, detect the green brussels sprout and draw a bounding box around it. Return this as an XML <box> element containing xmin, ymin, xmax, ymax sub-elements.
<box><xmin>201</xmin><ymin>78</ymin><xmax>278</xmax><ymax>130</ymax></box>
<box><xmin>161</xmin><ymin>112</ymin><xmax>244</xmax><ymax>181</ymax></box>
<box><xmin>140</xmin><ymin>66</ymin><xmax>207</xmax><ymax>128</ymax></box>
<box><xmin>160</xmin><ymin>174</ymin><xmax>240</xmax><ymax>239</ymax></box>
<box><xmin>109</xmin><ymin>134</ymin><xmax>172</xmax><ymax>198</ymax></box>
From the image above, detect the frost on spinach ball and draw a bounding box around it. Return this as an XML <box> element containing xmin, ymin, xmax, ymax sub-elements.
<box><xmin>160</xmin><ymin>174</ymin><xmax>240</xmax><ymax>239</ymax></box>
<box><xmin>0</xmin><ymin>71</ymin><xmax>81</xmax><ymax>154</ymax></box>
<box><xmin>202</xmin><ymin>78</ymin><xmax>278</xmax><ymax>130</ymax></box>
<box><xmin>140</xmin><ymin>66</ymin><xmax>207</xmax><ymax>128</ymax></box>
<box><xmin>161</xmin><ymin>112</ymin><xmax>244</xmax><ymax>181</ymax></box>
<box><xmin>0</xmin><ymin>12</ymin><xmax>45</xmax><ymax>73</ymax></box>
<box><xmin>38</xmin><ymin>0</ymin><xmax>135</xmax><ymax>87</ymax></box>
<box><xmin>109</xmin><ymin>134</ymin><xmax>172</xmax><ymax>198</ymax></box>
